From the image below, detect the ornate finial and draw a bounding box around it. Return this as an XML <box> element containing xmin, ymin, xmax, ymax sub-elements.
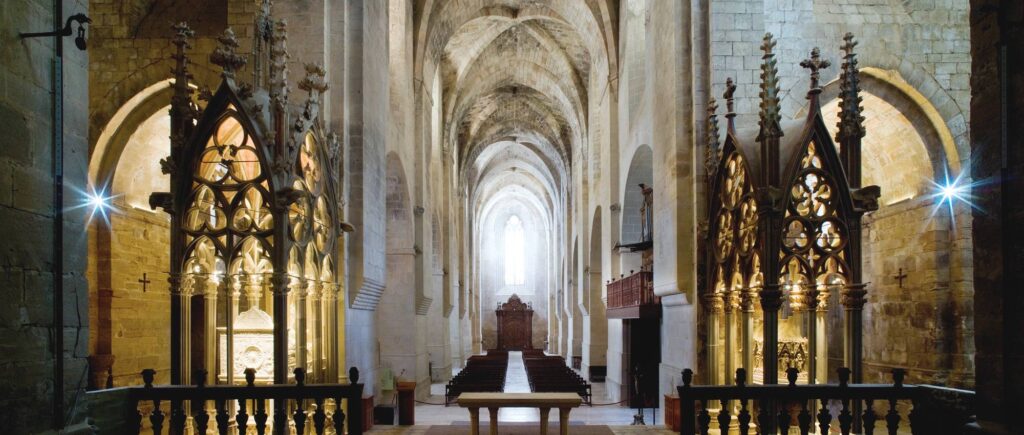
<box><xmin>800</xmin><ymin>47</ymin><xmax>831</xmax><ymax>95</ymax></box>
<box><xmin>244</xmin><ymin>368</ymin><xmax>256</xmax><ymax>386</ymax></box>
<box><xmin>269</xmin><ymin>19</ymin><xmax>289</xmax><ymax>107</ymax></box>
<box><xmin>836</xmin><ymin>33</ymin><xmax>866</xmax><ymax>141</ymax></box>
<box><xmin>294</xmin><ymin>367</ymin><xmax>306</xmax><ymax>386</ymax></box>
<box><xmin>299</xmin><ymin>63</ymin><xmax>329</xmax><ymax>95</ymax></box>
<box><xmin>735</xmin><ymin>368</ymin><xmax>747</xmax><ymax>387</ymax></box>
<box><xmin>194</xmin><ymin>368</ymin><xmax>207</xmax><ymax>387</ymax></box>
<box><xmin>210</xmin><ymin>28</ymin><xmax>247</xmax><ymax>77</ymax></box>
<box><xmin>757</xmin><ymin>33</ymin><xmax>783</xmax><ymax>142</ymax></box>
<box><xmin>682</xmin><ymin>368</ymin><xmax>693</xmax><ymax>387</ymax></box>
<box><xmin>298</xmin><ymin>63</ymin><xmax>329</xmax><ymax>127</ymax></box>
<box><xmin>891</xmin><ymin>368</ymin><xmax>906</xmax><ymax>387</ymax></box>
<box><xmin>786</xmin><ymin>367</ymin><xmax>799</xmax><ymax>386</ymax></box>
<box><xmin>837</xmin><ymin>367</ymin><xmax>851</xmax><ymax>387</ymax></box>
<box><xmin>171</xmin><ymin>22</ymin><xmax>194</xmax><ymax>50</ymax></box>
<box><xmin>349</xmin><ymin>367</ymin><xmax>360</xmax><ymax>384</ymax></box>
<box><xmin>705</xmin><ymin>97</ymin><xmax>720</xmax><ymax>181</ymax></box>
<box><xmin>724</xmin><ymin>77</ymin><xmax>737</xmax><ymax>121</ymax></box>
<box><xmin>141</xmin><ymin>368</ymin><xmax>156</xmax><ymax>388</ymax></box>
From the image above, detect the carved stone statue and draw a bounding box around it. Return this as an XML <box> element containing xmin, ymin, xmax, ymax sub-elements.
<box><xmin>639</xmin><ymin>183</ymin><xmax>654</xmax><ymax>242</ymax></box>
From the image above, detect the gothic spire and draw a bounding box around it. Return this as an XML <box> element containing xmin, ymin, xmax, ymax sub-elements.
<box><xmin>757</xmin><ymin>33</ymin><xmax>782</xmax><ymax>143</ymax></box>
<box><xmin>837</xmin><ymin>33</ymin><xmax>866</xmax><ymax>187</ymax></box>
<box><xmin>705</xmin><ymin>96</ymin><xmax>720</xmax><ymax>183</ymax></box>
<box><xmin>210</xmin><ymin>28</ymin><xmax>247</xmax><ymax>78</ymax></box>
<box><xmin>252</xmin><ymin>0</ymin><xmax>273</xmax><ymax>87</ymax></box>
<box><xmin>837</xmin><ymin>33</ymin><xmax>866</xmax><ymax>142</ymax></box>
<box><xmin>169</xmin><ymin>22</ymin><xmax>195</xmax><ymax>152</ymax></box>
<box><xmin>269</xmin><ymin>19</ymin><xmax>290</xmax><ymax>109</ymax></box>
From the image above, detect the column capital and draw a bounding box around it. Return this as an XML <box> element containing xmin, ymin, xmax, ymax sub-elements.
<box><xmin>740</xmin><ymin>288</ymin><xmax>759</xmax><ymax>311</ymax></box>
<box><xmin>271</xmin><ymin>272</ymin><xmax>291</xmax><ymax>294</ymax></box>
<box><xmin>725</xmin><ymin>289</ymin><xmax>741</xmax><ymax>312</ymax></box>
<box><xmin>759</xmin><ymin>284</ymin><xmax>784</xmax><ymax>311</ymax></box>
<box><xmin>841</xmin><ymin>283</ymin><xmax>868</xmax><ymax>309</ymax></box>
<box><xmin>704</xmin><ymin>292</ymin><xmax>725</xmax><ymax>314</ymax></box>
<box><xmin>177</xmin><ymin>275</ymin><xmax>198</xmax><ymax>296</ymax></box>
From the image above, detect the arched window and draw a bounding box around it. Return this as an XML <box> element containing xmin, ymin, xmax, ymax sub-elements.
<box><xmin>504</xmin><ymin>215</ymin><xmax>526</xmax><ymax>286</ymax></box>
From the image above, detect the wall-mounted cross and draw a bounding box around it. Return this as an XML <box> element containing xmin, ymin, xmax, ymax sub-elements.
<box><xmin>894</xmin><ymin>268</ymin><xmax>908</xmax><ymax>288</ymax></box>
<box><xmin>139</xmin><ymin>273</ymin><xmax>151</xmax><ymax>292</ymax></box>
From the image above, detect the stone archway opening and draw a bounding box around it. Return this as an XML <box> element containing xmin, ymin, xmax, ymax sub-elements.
<box><xmin>819</xmin><ymin>82</ymin><xmax>975</xmax><ymax>388</ymax></box>
<box><xmin>87</xmin><ymin>83</ymin><xmax>174</xmax><ymax>389</ymax></box>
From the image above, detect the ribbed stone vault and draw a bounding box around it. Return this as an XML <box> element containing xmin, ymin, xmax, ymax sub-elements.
<box><xmin>416</xmin><ymin>0</ymin><xmax>615</xmax><ymax>221</ymax></box>
<box><xmin>416</xmin><ymin>1</ymin><xmax>615</xmax><ymax>349</ymax></box>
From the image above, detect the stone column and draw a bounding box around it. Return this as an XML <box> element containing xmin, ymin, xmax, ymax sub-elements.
<box><xmin>740</xmin><ymin>290</ymin><xmax>755</xmax><ymax>376</ymax></box>
<box><xmin>704</xmin><ymin>292</ymin><xmax>724</xmax><ymax>385</ymax></box>
<box><xmin>171</xmin><ymin>274</ymin><xmax>193</xmax><ymax>385</ymax></box>
<box><xmin>295</xmin><ymin>279</ymin><xmax>309</xmax><ymax>373</ymax></box>
<box><xmin>227</xmin><ymin>277</ymin><xmax>241</xmax><ymax>385</ymax></box>
<box><xmin>310</xmin><ymin>282</ymin><xmax>323</xmax><ymax>381</ymax></box>
<box><xmin>202</xmin><ymin>276</ymin><xmax>219</xmax><ymax>383</ymax></box>
<box><xmin>272</xmin><ymin>272</ymin><xmax>290</xmax><ymax>384</ymax></box>
<box><xmin>724</xmin><ymin>290</ymin><xmax>738</xmax><ymax>385</ymax></box>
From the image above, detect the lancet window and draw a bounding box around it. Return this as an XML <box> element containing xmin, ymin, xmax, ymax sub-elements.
<box><xmin>504</xmin><ymin>215</ymin><xmax>526</xmax><ymax>287</ymax></box>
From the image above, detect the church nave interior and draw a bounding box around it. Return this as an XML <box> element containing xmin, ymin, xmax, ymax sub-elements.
<box><xmin>0</xmin><ymin>0</ymin><xmax>1022</xmax><ymax>434</ymax></box>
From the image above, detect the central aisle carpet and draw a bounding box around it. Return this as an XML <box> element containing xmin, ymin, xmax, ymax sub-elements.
<box><xmin>425</xmin><ymin>423</ymin><xmax>614</xmax><ymax>434</ymax></box>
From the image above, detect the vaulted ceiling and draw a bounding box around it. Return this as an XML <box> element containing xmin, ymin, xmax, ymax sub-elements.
<box><xmin>415</xmin><ymin>0</ymin><xmax>618</xmax><ymax>226</ymax></box>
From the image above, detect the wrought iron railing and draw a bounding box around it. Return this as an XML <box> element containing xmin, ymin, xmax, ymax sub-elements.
<box><xmin>607</xmin><ymin>270</ymin><xmax>657</xmax><ymax>311</ymax></box>
<box><xmin>677</xmin><ymin>367</ymin><xmax>975</xmax><ymax>435</ymax></box>
<box><xmin>123</xmin><ymin>367</ymin><xmax>364</xmax><ymax>435</ymax></box>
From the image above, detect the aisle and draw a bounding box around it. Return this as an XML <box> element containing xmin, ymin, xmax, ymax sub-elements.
<box><xmin>410</xmin><ymin>352</ymin><xmax>661</xmax><ymax>429</ymax></box>
<box><xmin>502</xmin><ymin>351</ymin><xmax>532</xmax><ymax>393</ymax></box>
<box><xmin>499</xmin><ymin>351</ymin><xmax>536</xmax><ymax>420</ymax></box>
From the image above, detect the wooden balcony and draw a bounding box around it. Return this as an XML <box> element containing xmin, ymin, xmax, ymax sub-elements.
<box><xmin>606</xmin><ymin>270</ymin><xmax>660</xmax><ymax>319</ymax></box>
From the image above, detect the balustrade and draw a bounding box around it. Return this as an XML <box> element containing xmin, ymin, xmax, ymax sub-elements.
<box><xmin>677</xmin><ymin>367</ymin><xmax>974</xmax><ymax>435</ymax></box>
<box><xmin>125</xmin><ymin>367</ymin><xmax>363</xmax><ymax>435</ymax></box>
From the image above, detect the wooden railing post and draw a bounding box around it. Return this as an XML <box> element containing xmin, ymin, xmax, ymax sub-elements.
<box><xmin>294</xmin><ymin>368</ymin><xmax>308</xmax><ymax>434</ymax></box>
<box><xmin>679</xmin><ymin>369</ymin><xmax>696</xmax><ymax>435</ymax></box>
<box><xmin>348</xmin><ymin>366</ymin><xmax>364</xmax><ymax>435</ymax></box>
<box><xmin>194</xmin><ymin>369</ymin><xmax>209</xmax><ymax>434</ymax></box>
<box><xmin>663</xmin><ymin>365</ymin><xmax>971</xmax><ymax>435</ymax></box>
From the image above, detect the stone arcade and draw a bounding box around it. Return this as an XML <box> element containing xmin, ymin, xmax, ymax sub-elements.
<box><xmin>0</xmin><ymin>1</ymin><xmax>1022</xmax><ymax>434</ymax></box>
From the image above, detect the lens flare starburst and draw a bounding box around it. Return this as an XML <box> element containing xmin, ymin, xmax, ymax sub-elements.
<box><xmin>926</xmin><ymin>167</ymin><xmax>981</xmax><ymax>227</ymax></box>
<box><xmin>68</xmin><ymin>185</ymin><xmax>121</xmax><ymax>226</ymax></box>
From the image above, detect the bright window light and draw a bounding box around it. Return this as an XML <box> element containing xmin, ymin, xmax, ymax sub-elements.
<box><xmin>504</xmin><ymin>215</ymin><xmax>526</xmax><ymax>286</ymax></box>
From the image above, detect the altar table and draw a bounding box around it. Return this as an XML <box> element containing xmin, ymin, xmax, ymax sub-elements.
<box><xmin>457</xmin><ymin>392</ymin><xmax>583</xmax><ymax>435</ymax></box>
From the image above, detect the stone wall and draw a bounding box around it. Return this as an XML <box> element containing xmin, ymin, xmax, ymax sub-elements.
<box><xmin>0</xmin><ymin>0</ymin><xmax>90</xmax><ymax>432</ymax></box>
<box><xmin>969</xmin><ymin>0</ymin><xmax>1024</xmax><ymax>432</ymax></box>
<box><xmin>862</xmin><ymin>198</ymin><xmax>974</xmax><ymax>387</ymax></box>
<box><xmin>88</xmin><ymin>204</ymin><xmax>171</xmax><ymax>387</ymax></box>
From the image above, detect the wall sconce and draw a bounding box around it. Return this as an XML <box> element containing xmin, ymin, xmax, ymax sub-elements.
<box><xmin>21</xmin><ymin>13</ymin><xmax>92</xmax><ymax>51</ymax></box>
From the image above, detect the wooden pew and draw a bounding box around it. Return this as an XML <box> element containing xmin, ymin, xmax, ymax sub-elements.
<box><xmin>523</xmin><ymin>356</ymin><xmax>593</xmax><ymax>405</ymax></box>
<box><xmin>445</xmin><ymin>353</ymin><xmax>509</xmax><ymax>405</ymax></box>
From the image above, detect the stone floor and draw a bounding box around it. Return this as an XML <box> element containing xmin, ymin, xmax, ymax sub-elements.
<box><xmin>367</xmin><ymin>352</ymin><xmax>675</xmax><ymax>434</ymax></box>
